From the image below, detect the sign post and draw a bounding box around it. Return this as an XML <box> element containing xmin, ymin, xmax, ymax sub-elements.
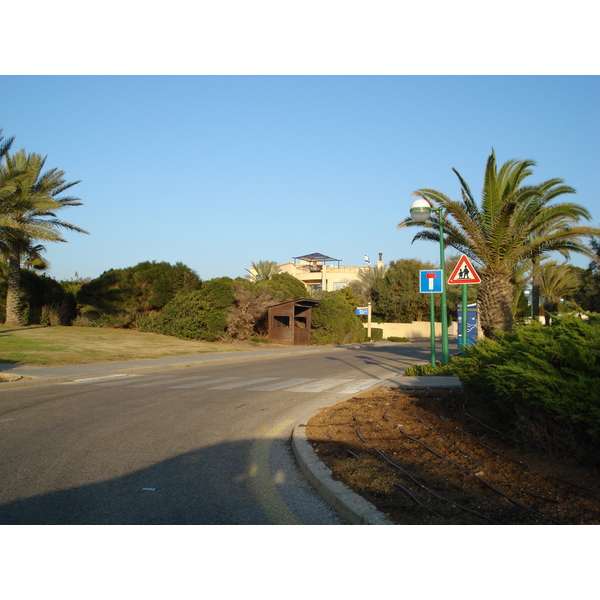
<box><xmin>448</xmin><ymin>255</ymin><xmax>481</xmax><ymax>356</ymax></box>
<box><xmin>355</xmin><ymin>303</ymin><xmax>372</xmax><ymax>339</ymax></box>
<box><xmin>420</xmin><ymin>270</ymin><xmax>443</xmax><ymax>367</ymax></box>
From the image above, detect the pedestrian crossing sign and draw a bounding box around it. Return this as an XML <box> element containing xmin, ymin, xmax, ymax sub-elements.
<box><xmin>448</xmin><ymin>255</ymin><xmax>481</xmax><ymax>285</ymax></box>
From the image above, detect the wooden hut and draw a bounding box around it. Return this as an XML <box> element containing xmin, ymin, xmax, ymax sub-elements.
<box><xmin>267</xmin><ymin>299</ymin><xmax>320</xmax><ymax>346</ymax></box>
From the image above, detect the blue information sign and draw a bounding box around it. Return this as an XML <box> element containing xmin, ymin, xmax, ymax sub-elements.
<box><xmin>355</xmin><ymin>307</ymin><xmax>369</xmax><ymax>315</ymax></box>
<box><xmin>419</xmin><ymin>270</ymin><xmax>443</xmax><ymax>293</ymax></box>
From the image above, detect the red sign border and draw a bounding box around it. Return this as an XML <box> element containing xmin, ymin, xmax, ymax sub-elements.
<box><xmin>448</xmin><ymin>255</ymin><xmax>481</xmax><ymax>285</ymax></box>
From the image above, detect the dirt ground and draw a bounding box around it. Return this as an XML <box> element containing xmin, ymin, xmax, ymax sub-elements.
<box><xmin>305</xmin><ymin>387</ymin><xmax>600</xmax><ymax>525</ymax></box>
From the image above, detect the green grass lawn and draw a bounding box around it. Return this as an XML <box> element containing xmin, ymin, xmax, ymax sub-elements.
<box><xmin>0</xmin><ymin>325</ymin><xmax>254</xmax><ymax>367</ymax></box>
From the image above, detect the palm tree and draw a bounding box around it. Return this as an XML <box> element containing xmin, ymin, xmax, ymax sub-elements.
<box><xmin>0</xmin><ymin>129</ymin><xmax>14</xmax><ymax>160</ymax></box>
<box><xmin>350</xmin><ymin>264</ymin><xmax>386</xmax><ymax>300</ymax></box>
<box><xmin>247</xmin><ymin>260</ymin><xmax>281</xmax><ymax>282</ymax></box>
<box><xmin>398</xmin><ymin>150</ymin><xmax>600</xmax><ymax>338</ymax></box>
<box><xmin>0</xmin><ymin>150</ymin><xmax>89</xmax><ymax>325</ymax></box>
<box><xmin>0</xmin><ymin>129</ymin><xmax>17</xmax><ymax>203</ymax></box>
<box><xmin>537</xmin><ymin>259</ymin><xmax>580</xmax><ymax>324</ymax></box>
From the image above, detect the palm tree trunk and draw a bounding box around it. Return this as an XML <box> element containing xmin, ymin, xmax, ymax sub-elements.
<box><xmin>5</xmin><ymin>251</ymin><xmax>22</xmax><ymax>326</ymax></box>
<box><xmin>477</xmin><ymin>270</ymin><xmax>514</xmax><ymax>338</ymax></box>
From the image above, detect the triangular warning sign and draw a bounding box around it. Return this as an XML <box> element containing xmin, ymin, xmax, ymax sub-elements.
<box><xmin>448</xmin><ymin>255</ymin><xmax>481</xmax><ymax>284</ymax></box>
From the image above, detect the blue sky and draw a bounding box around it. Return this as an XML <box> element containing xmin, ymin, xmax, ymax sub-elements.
<box><xmin>1</xmin><ymin>75</ymin><xmax>598</xmax><ymax>283</ymax></box>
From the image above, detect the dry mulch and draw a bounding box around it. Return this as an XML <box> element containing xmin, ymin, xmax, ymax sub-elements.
<box><xmin>305</xmin><ymin>387</ymin><xmax>600</xmax><ymax>525</ymax></box>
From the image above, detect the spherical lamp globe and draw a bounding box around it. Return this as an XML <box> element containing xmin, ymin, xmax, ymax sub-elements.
<box><xmin>410</xmin><ymin>198</ymin><xmax>432</xmax><ymax>222</ymax></box>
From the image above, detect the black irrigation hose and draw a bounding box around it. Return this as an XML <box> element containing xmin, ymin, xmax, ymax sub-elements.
<box><xmin>352</xmin><ymin>414</ymin><xmax>368</xmax><ymax>443</ymax></box>
<box><xmin>476</xmin><ymin>440</ymin><xmax>528</xmax><ymax>467</ymax></box>
<box><xmin>355</xmin><ymin>428</ymin><xmax>367</xmax><ymax>443</ymax></box>
<box><xmin>374</xmin><ymin>447</ymin><xmax>501</xmax><ymax>524</ymax></box>
<box><xmin>397</xmin><ymin>427</ymin><xmax>474</xmax><ymax>474</ymax></box>
<box><xmin>347</xmin><ymin>449</ymin><xmax>363</xmax><ymax>462</ymax></box>
<box><xmin>453</xmin><ymin>424</ymin><xmax>528</xmax><ymax>467</ymax></box>
<box><xmin>393</xmin><ymin>482</ymin><xmax>445</xmax><ymax>520</ymax></box>
<box><xmin>462</xmin><ymin>402</ymin><xmax>505</xmax><ymax>436</ymax></box>
<box><xmin>383</xmin><ymin>392</ymin><xmax>411</xmax><ymax>421</ymax></box>
<box><xmin>329</xmin><ymin>408</ymin><xmax>341</xmax><ymax>421</ymax></box>
<box><xmin>548</xmin><ymin>474</ymin><xmax>599</xmax><ymax>497</ymax></box>
<box><xmin>397</xmin><ymin>426</ymin><xmax>564</xmax><ymax>524</ymax></box>
<box><xmin>417</xmin><ymin>417</ymin><xmax>487</xmax><ymax>468</ymax></box>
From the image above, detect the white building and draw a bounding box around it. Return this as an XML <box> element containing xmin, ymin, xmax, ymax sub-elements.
<box><xmin>251</xmin><ymin>252</ymin><xmax>385</xmax><ymax>294</ymax></box>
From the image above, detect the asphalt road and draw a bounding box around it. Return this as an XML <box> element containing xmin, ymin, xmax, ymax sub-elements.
<box><xmin>0</xmin><ymin>340</ymin><xmax>447</xmax><ymax>524</ymax></box>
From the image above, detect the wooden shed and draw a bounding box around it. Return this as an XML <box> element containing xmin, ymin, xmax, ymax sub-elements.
<box><xmin>267</xmin><ymin>299</ymin><xmax>320</xmax><ymax>346</ymax></box>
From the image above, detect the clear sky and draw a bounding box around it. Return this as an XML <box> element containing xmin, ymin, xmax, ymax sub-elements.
<box><xmin>1</xmin><ymin>75</ymin><xmax>598</xmax><ymax>283</ymax></box>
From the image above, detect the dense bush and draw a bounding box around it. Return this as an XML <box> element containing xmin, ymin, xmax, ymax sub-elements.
<box><xmin>371</xmin><ymin>258</ymin><xmax>436</xmax><ymax>323</ymax></box>
<box><xmin>450</xmin><ymin>316</ymin><xmax>600</xmax><ymax>463</ymax></box>
<box><xmin>77</xmin><ymin>261</ymin><xmax>202</xmax><ymax>327</ymax></box>
<box><xmin>0</xmin><ymin>267</ymin><xmax>77</xmax><ymax>325</ymax></box>
<box><xmin>254</xmin><ymin>272</ymin><xmax>308</xmax><ymax>301</ymax></box>
<box><xmin>310</xmin><ymin>292</ymin><xmax>366</xmax><ymax>345</ymax></box>
<box><xmin>137</xmin><ymin>277</ymin><xmax>235</xmax><ymax>341</ymax></box>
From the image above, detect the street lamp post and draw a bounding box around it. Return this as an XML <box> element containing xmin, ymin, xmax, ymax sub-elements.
<box><xmin>410</xmin><ymin>199</ymin><xmax>450</xmax><ymax>365</ymax></box>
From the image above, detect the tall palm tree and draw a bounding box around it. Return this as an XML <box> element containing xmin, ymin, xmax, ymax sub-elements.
<box><xmin>398</xmin><ymin>150</ymin><xmax>600</xmax><ymax>338</ymax></box>
<box><xmin>0</xmin><ymin>150</ymin><xmax>88</xmax><ymax>325</ymax></box>
<box><xmin>0</xmin><ymin>129</ymin><xmax>17</xmax><ymax>204</ymax></box>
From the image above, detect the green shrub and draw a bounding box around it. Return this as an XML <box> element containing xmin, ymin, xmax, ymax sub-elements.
<box><xmin>450</xmin><ymin>317</ymin><xmax>600</xmax><ymax>463</ymax></box>
<box><xmin>137</xmin><ymin>279</ymin><xmax>236</xmax><ymax>341</ymax></box>
<box><xmin>254</xmin><ymin>273</ymin><xmax>308</xmax><ymax>301</ymax></box>
<box><xmin>310</xmin><ymin>292</ymin><xmax>367</xmax><ymax>345</ymax></box>
<box><xmin>369</xmin><ymin>328</ymin><xmax>384</xmax><ymax>341</ymax></box>
<box><xmin>387</xmin><ymin>336</ymin><xmax>409</xmax><ymax>342</ymax></box>
<box><xmin>403</xmin><ymin>361</ymin><xmax>456</xmax><ymax>376</ymax></box>
<box><xmin>77</xmin><ymin>261</ymin><xmax>201</xmax><ymax>327</ymax></box>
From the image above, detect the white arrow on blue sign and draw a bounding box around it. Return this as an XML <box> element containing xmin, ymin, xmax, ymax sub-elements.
<box><xmin>419</xmin><ymin>270</ymin><xmax>443</xmax><ymax>293</ymax></box>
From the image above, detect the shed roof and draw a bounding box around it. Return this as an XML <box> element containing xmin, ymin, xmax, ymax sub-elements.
<box><xmin>267</xmin><ymin>298</ymin><xmax>320</xmax><ymax>310</ymax></box>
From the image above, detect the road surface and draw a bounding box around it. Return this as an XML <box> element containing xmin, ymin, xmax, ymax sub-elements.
<box><xmin>0</xmin><ymin>340</ymin><xmax>445</xmax><ymax>524</ymax></box>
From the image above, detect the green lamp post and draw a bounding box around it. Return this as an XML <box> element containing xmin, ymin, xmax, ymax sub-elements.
<box><xmin>410</xmin><ymin>198</ymin><xmax>450</xmax><ymax>365</ymax></box>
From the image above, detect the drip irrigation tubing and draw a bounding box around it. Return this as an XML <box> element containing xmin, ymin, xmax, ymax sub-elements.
<box><xmin>396</xmin><ymin>425</ymin><xmax>564</xmax><ymax>524</ymax></box>
<box><xmin>373</xmin><ymin>447</ymin><xmax>501</xmax><ymax>524</ymax></box>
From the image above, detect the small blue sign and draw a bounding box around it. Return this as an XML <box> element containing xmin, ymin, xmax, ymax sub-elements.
<box><xmin>419</xmin><ymin>270</ymin><xmax>443</xmax><ymax>293</ymax></box>
<box><xmin>355</xmin><ymin>307</ymin><xmax>369</xmax><ymax>315</ymax></box>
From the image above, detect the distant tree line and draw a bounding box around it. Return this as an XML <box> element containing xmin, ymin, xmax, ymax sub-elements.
<box><xmin>3</xmin><ymin>140</ymin><xmax>600</xmax><ymax>344</ymax></box>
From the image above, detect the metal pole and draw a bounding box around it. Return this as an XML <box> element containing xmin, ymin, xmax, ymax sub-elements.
<box><xmin>367</xmin><ymin>302</ymin><xmax>372</xmax><ymax>338</ymax></box>
<box><xmin>461</xmin><ymin>283</ymin><xmax>468</xmax><ymax>356</ymax></box>
<box><xmin>438</xmin><ymin>209</ymin><xmax>449</xmax><ymax>365</ymax></box>
<box><xmin>429</xmin><ymin>293</ymin><xmax>436</xmax><ymax>367</ymax></box>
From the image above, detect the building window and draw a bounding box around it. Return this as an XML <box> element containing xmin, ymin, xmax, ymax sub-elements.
<box><xmin>333</xmin><ymin>282</ymin><xmax>348</xmax><ymax>291</ymax></box>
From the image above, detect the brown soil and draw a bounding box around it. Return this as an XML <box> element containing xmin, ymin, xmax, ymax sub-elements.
<box><xmin>305</xmin><ymin>387</ymin><xmax>600</xmax><ymax>525</ymax></box>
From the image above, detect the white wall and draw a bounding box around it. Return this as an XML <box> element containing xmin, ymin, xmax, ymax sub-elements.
<box><xmin>369</xmin><ymin>321</ymin><xmax>459</xmax><ymax>338</ymax></box>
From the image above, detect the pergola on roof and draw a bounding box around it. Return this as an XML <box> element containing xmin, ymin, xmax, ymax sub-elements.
<box><xmin>292</xmin><ymin>252</ymin><xmax>341</xmax><ymax>266</ymax></box>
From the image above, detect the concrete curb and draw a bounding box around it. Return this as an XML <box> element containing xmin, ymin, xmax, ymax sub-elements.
<box><xmin>291</xmin><ymin>423</ymin><xmax>395</xmax><ymax>525</ymax></box>
<box><xmin>291</xmin><ymin>378</ymin><xmax>463</xmax><ymax>525</ymax></box>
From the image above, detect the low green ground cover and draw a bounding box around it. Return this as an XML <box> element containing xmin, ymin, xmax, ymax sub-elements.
<box><xmin>407</xmin><ymin>316</ymin><xmax>600</xmax><ymax>464</ymax></box>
